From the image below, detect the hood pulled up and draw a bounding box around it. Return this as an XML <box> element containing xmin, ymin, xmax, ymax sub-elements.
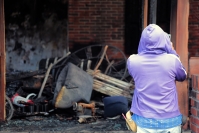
<box><xmin>138</xmin><ymin>24</ymin><xmax>173</xmax><ymax>54</ymax></box>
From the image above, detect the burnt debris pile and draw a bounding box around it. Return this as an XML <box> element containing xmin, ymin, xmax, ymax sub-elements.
<box><xmin>4</xmin><ymin>45</ymin><xmax>135</xmax><ymax>131</ymax></box>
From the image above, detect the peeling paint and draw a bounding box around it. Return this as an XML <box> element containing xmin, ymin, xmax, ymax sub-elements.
<box><xmin>5</xmin><ymin>0</ymin><xmax>68</xmax><ymax>71</ymax></box>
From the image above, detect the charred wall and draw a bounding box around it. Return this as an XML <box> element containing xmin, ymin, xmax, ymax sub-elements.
<box><xmin>5</xmin><ymin>0</ymin><xmax>68</xmax><ymax>71</ymax></box>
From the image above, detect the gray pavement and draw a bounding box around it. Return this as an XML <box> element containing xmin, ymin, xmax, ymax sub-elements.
<box><xmin>182</xmin><ymin>130</ymin><xmax>191</xmax><ymax>133</ymax></box>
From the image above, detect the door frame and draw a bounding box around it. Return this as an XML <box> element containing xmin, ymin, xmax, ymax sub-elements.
<box><xmin>0</xmin><ymin>0</ymin><xmax>6</xmax><ymax>121</ymax></box>
<box><xmin>170</xmin><ymin>0</ymin><xmax>189</xmax><ymax>129</ymax></box>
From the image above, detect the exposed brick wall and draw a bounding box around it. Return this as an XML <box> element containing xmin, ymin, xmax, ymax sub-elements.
<box><xmin>186</xmin><ymin>1</ymin><xmax>199</xmax><ymax>131</ymax></box>
<box><xmin>189</xmin><ymin>0</ymin><xmax>199</xmax><ymax>57</ymax></box>
<box><xmin>190</xmin><ymin>74</ymin><xmax>199</xmax><ymax>133</ymax></box>
<box><xmin>68</xmin><ymin>0</ymin><xmax>124</xmax><ymax>53</ymax></box>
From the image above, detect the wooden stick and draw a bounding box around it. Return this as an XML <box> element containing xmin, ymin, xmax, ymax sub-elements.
<box><xmin>93</xmin><ymin>45</ymin><xmax>108</xmax><ymax>72</ymax></box>
<box><xmin>37</xmin><ymin>52</ymin><xmax>71</xmax><ymax>98</ymax></box>
<box><xmin>37</xmin><ymin>63</ymin><xmax>53</xmax><ymax>98</ymax></box>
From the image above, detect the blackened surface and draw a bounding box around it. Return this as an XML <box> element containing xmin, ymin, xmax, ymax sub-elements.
<box><xmin>124</xmin><ymin>0</ymin><xmax>142</xmax><ymax>55</ymax></box>
<box><xmin>191</xmin><ymin>90</ymin><xmax>196</xmax><ymax>99</ymax></box>
<box><xmin>156</xmin><ymin>0</ymin><xmax>171</xmax><ymax>33</ymax></box>
<box><xmin>4</xmin><ymin>0</ymin><xmax>68</xmax><ymax>71</ymax></box>
<box><xmin>196</xmin><ymin>76</ymin><xmax>198</xmax><ymax>90</ymax></box>
<box><xmin>4</xmin><ymin>0</ymin><xmax>68</xmax><ymax>26</ymax></box>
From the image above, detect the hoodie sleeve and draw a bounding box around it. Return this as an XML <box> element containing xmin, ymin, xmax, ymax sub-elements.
<box><xmin>174</xmin><ymin>58</ymin><xmax>187</xmax><ymax>81</ymax></box>
<box><xmin>169</xmin><ymin>49</ymin><xmax>180</xmax><ymax>58</ymax></box>
<box><xmin>127</xmin><ymin>54</ymin><xmax>136</xmax><ymax>76</ymax></box>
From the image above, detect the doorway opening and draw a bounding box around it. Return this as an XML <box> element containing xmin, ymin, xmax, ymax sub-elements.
<box><xmin>124</xmin><ymin>0</ymin><xmax>142</xmax><ymax>55</ymax></box>
<box><xmin>124</xmin><ymin>0</ymin><xmax>171</xmax><ymax>55</ymax></box>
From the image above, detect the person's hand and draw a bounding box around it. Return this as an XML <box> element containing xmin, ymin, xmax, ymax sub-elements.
<box><xmin>171</xmin><ymin>42</ymin><xmax>174</xmax><ymax>50</ymax></box>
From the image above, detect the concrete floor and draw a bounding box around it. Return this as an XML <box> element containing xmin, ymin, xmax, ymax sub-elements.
<box><xmin>0</xmin><ymin>131</ymin><xmax>192</xmax><ymax>133</ymax></box>
<box><xmin>182</xmin><ymin>130</ymin><xmax>191</xmax><ymax>133</ymax></box>
<box><xmin>0</xmin><ymin>114</ymin><xmax>192</xmax><ymax>133</ymax></box>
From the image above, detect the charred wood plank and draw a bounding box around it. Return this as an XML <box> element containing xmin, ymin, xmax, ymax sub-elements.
<box><xmin>6</xmin><ymin>69</ymin><xmax>46</xmax><ymax>82</ymax></box>
<box><xmin>87</xmin><ymin>69</ymin><xmax>134</xmax><ymax>90</ymax></box>
<box><xmin>93</xmin><ymin>79</ymin><xmax>132</xmax><ymax>101</ymax></box>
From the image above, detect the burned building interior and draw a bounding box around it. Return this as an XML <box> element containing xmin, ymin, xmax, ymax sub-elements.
<box><xmin>1</xmin><ymin>0</ymin><xmax>175</xmax><ymax>132</ymax></box>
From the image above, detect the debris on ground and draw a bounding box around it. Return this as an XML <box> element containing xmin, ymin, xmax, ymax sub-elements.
<box><xmin>3</xmin><ymin>45</ymin><xmax>135</xmax><ymax>132</ymax></box>
<box><xmin>0</xmin><ymin>114</ymin><xmax>132</xmax><ymax>132</ymax></box>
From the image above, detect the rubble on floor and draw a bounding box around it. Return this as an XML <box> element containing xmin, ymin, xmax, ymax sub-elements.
<box><xmin>3</xmin><ymin>45</ymin><xmax>135</xmax><ymax>132</ymax></box>
<box><xmin>0</xmin><ymin>114</ymin><xmax>132</xmax><ymax>132</ymax></box>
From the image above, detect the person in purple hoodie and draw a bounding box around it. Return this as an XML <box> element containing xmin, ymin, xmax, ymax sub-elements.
<box><xmin>127</xmin><ymin>24</ymin><xmax>187</xmax><ymax>133</ymax></box>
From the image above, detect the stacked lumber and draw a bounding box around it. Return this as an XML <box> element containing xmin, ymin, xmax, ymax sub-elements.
<box><xmin>87</xmin><ymin>69</ymin><xmax>134</xmax><ymax>101</ymax></box>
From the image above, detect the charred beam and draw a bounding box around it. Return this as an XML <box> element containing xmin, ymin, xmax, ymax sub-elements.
<box><xmin>6</xmin><ymin>69</ymin><xmax>46</xmax><ymax>82</ymax></box>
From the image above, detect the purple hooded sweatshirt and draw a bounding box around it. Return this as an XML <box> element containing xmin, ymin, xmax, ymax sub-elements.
<box><xmin>127</xmin><ymin>24</ymin><xmax>187</xmax><ymax>119</ymax></box>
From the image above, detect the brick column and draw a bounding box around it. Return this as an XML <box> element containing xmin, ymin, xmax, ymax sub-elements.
<box><xmin>189</xmin><ymin>0</ymin><xmax>199</xmax><ymax>57</ymax></box>
<box><xmin>190</xmin><ymin>74</ymin><xmax>199</xmax><ymax>133</ymax></box>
